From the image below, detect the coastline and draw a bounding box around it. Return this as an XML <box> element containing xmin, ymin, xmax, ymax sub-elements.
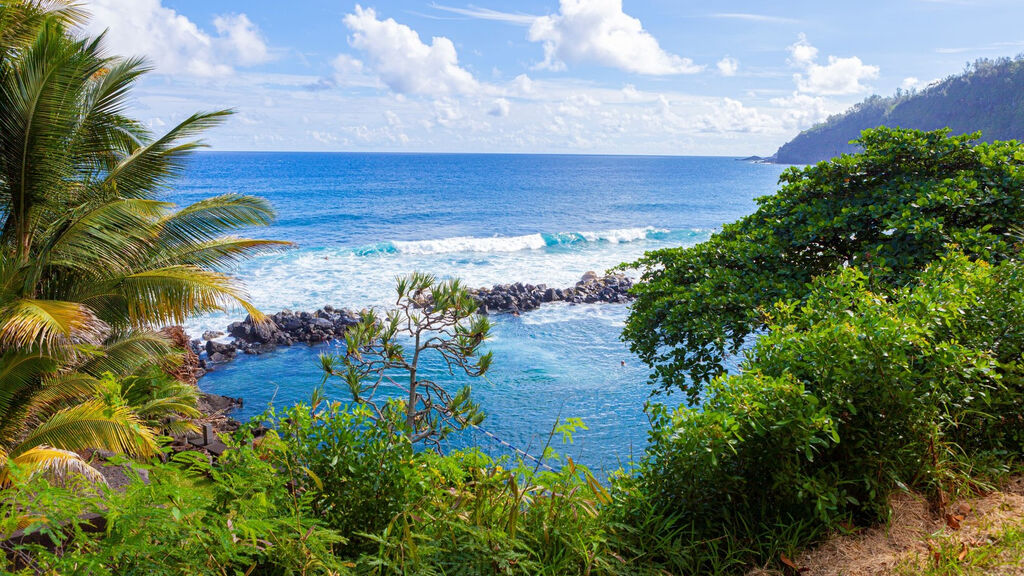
<box><xmin>187</xmin><ymin>272</ymin><xmax>635</xmax><ymax>377</ymax></box>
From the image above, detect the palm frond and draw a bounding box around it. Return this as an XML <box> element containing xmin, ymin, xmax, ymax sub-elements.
<box><xmin>23</xmin><ymin>372</ymin><xmax>103</xmax><ymax>415</ymax></box>
<box><xmin>159</xmin><ymin>237</ymin><xmax>291</xmax><ymax>270</ymax></box>
<box><xmin>112</xmin><ymin>265</ymin><xmax>264</xmax><ymax>326</ymax></box>
<box><xmin>76</xmin><ymin>330</ymin><xmax>173</xmax><ymax>377</ymax></box>
<box><xmin>0</xmin><ymin>297</ymin><xmax>106</xmax><ymax>350</ymax></box>
<box><xmin>156</xmin><ymin>194</ymin><xmax>277</xmax><ymax>244</ymax></box>
<box><xmin>8</xmin><ymin>445</ymin><xmax>106</xmax><ymax>486</ymax></box>
<box><xmin>99</xmin><ymin>110</ymin><xmax>232</xmax><ymax>199</ymax></box>
<box><xmin>13</xmin><ymin>399</ymin><xmax>158</xmax><ymax>458</ymax></box>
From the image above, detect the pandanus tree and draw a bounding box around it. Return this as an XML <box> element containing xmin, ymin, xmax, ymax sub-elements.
<box><xmin>320</xmin><ymin>273</ymin><xmax>492</xmax><ymax>448</ymax></box>
<box><xmin>0</xmin><ymin>1</ymin><xmax>285</xmax><ymax>483</ymax></box>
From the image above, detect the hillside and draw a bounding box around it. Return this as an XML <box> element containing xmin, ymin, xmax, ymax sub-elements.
<box><xmin>772</xmin><ymin>56</ymin><xmax>1024</xmax><ymax>164</ymax></box>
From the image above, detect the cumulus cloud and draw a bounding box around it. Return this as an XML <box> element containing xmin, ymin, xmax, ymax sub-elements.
<box><xmin>528</xmin><ymin>0</ymin><xmax>701</xmax><ymax>75</ymax></box>
<box><xmin>213</xmin><ymin>14</ymin><xmax>269</xmax><ymax>66</ymax></box>
<box><xmin>342</xmin><ymin>5</ymin><xmax>479</xmax><ymax>96</ymax></box>
<box><xmin>83</xmin><ymin>0</ymin><xmax>271</xmax><ymax>76</ymax></box>
<box><xmin>512</xmin><ymin>74</ymin><xmax>534</xmax><ymax>95</ymax></box>
<box><xmin>488</xmin><ymin>98</ymin><xmax>511</xmax><ymax>117</ymax></box>
<box><xmin>787</xmin><ymin>34</ymin><xmax>819</xmax><ymax>66</ymax></box>
<box><xmin>717</xmin><ymin>56</ymin><xmax>739</xmax><ymax>76</ymax></box>
<box><xmin>788</xmin><ymin>34</ymin><xmax>879</xmax><ymax>95</ymax></box>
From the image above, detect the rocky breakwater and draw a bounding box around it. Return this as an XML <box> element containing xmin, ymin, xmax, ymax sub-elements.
<box><xmin>195</xmin><ymin>306</ymin><xmax>361</xmax><ymax>365</ymax></box>
<box><xmin>193</xmin><ymin>273</ymin><xmax>634</xmax><ymax>367</ymax></box>
<box><xmin>469</xmin><ymin>271</ymin><xmax>634</xmax><ymax>315</ymax></box>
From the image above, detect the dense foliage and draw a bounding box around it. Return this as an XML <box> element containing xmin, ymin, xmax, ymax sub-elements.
<box><xmin>625</xmin><ymin>254</ymin><xmax>1024</xmax><ymax>571</ymax></box>
<box><xmin>623</xmin><ymin>127</ymin><xmax>1024</xmax><ymax>399</ymax></box>
<box><xmin>773</xmin><ymin>56</ymin><xmax>1024</xmax><ymax>164</ymax></box>
<box><xmin>1</xmin><ymin>397</ymin><xmax>627</xmax><ymax>575</ymax></box>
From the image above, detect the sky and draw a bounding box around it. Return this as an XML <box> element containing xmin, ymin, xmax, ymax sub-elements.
<box><xmin>78</xmin><ymin>0</ymin><xmax>1024</xmax><ymax>156</ymax></box>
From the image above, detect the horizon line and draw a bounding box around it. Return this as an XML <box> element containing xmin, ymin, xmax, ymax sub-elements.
<box><xmin>193</xmin><ymin>149</ymin><xmax>772</xmax><ymax>159</ymax></box>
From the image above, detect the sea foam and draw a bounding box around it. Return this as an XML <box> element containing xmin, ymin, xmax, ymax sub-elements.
<box><xmin>355</xmin><ymin>226</ymin><xmax>670</xmax><ymax>256</ymax></box>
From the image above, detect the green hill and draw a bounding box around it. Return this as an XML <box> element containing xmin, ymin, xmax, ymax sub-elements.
<box><xmin>771</xmin><ymin>56</ymin><xmax>1024</xmax><ymax>164</ymax></box>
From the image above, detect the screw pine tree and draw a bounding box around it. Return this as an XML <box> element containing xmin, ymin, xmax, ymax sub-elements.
<box><xmin>320</xmin><ymin>272</ymin><xmax>492</xmax><ymax>447</ymax></box>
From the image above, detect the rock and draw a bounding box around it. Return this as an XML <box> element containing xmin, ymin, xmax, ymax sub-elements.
<box><xmin>206</xmin><ymin>340</ymin><xmax>236</xmax><ymax>357</ymax></box>
<box><xmin>202</xmin><ymin>330</ymin><xmax>225</xmax><ymax>341</ymax></box>
<box><xmin>198</xmin><ymin>393</ymin><xmax>243</xmax><ymax>414</ymax></box>
<box><xmin>580</xmin><ymin>270</ymin><xmax>599</xmax><ymax>283</ymax></box>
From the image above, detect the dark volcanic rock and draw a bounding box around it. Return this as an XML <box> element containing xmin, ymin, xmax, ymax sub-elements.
<box><xmin>461</xmin><ymin>273</ymin><xmax>634</xmax><ymax>315</ymax></box>
<box><xmin>193</xmin><ymin>275</ymin><xmax>634</xmax><ymax>377</ymax></box>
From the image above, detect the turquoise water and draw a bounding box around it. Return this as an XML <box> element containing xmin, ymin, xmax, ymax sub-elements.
<box><xmin>170</xmin><ymin>153</ymin><xmax>788</xmax><ymax>472</ymax></box>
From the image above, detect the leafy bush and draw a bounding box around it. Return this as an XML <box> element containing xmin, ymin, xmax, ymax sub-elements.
<box><xmin>254</xmin><ymin>394</ymin><xmax>418</xmax><ymax>555</ymax></box>
<box><xmin>629</xmin><ymin>254</ymin><xmax>1024</xmax><ymax>569</ymax></box>
<box><xmin>357</xmin><ymin>419</ymin><xmax>621</xmax><ymax>576</ymax></box>
<box><xmin>1</xmin><ymin>448</ymin><xmax>347</xmax><ymax>575</ymax></box>
<box><xmin>623</xmin><ymin>127</ymin><xmax>1024</xmax><ymax>399</ymax></box>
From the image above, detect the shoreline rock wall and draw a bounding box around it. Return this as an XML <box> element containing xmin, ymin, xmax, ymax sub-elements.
<box><xmin>191</xmin><ymin>272</ymin><xmax>635</xmax><ymax>372</ymax></box>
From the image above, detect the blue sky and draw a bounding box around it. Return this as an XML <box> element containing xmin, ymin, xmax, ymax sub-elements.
<box><xmin>81</xmin><ymin>0</ymin><xmax>1024</xmax><ymax>155</ymax></box>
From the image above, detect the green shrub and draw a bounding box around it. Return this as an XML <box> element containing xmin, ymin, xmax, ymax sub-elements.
<box><xmin>627</xmin><ymin>254</ymin><xmax>1024</xmax><ymax>571</ymax></box>
<box><xmin>623</xmin><ymin>127</ymin><xmax>1024</xmax><ymax>398</ymax></box>
<box><xmin>1</xmin><ymin>448</ymin><xmax>347</xmax><ymax>575</ymax></box>
<box><xmin>252</xmin><ymin>395</ymin><xmax>418</xmax><ymax>556</ymax></box>
<box><xmin>357</xmin><ymin>425</ymin><xmax>622</xmax><ymax>576</ymax></box>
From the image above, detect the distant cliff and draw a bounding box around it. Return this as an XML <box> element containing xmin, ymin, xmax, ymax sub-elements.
<box><xmin>771</xmin><ymin>56</ymin><xmax>1024</xmax><ymax>164</ymax></box>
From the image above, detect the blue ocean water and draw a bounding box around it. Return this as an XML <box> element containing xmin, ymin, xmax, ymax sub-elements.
<box><xmin>169</xmin><ymin>153</ymin><xmax>788</xmax><ymax>472</ymax></box>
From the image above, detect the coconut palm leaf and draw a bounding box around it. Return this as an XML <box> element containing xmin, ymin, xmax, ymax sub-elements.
<box><xmin>99</xmin><ymin>110</ymin><xmax>233</xmax><ymax>200</ymax></box>
<box><xmin>0</xmin><ymin>297</ymin><xmax>105</xmax><ymax>350</ymax></box>
<box><xmin>76</xmin><ymin>331</ymin><xmax>174</xmax><ymax>377</ymax></box>
<box><xmin>22</xmin><ymin>372</ymin><xmax>104</xmax><ymax>415</ymax></box>
<box><xmin>40</xmin><ymin>198</ymin><xmax>171</xmax><ymax>274</ymax></box>
<box><xmin>14</xmin><ymin>399</ymin><xmax>158</xmax><ymax>458</ymax></box>
<box><xmin>2</xmin><ymin>445</ymin><xmax>106</xmax><ymax>487</ymax></box>
<box><xmin>163</xmin><ymin>237</ymin><xmax>292</xmax><ymax>270</ymax></box>
<box><xmin>112</xmin><ymin>265</ymin><xmax>266</xmax><ymax>326</ymax></box>
<box><xmin>0</xmin><ymin>0</ymin><xmax>86</xmax><ymax>64</ymax></box>
<box><xmin>154</xmin><ymin>193</ymin><xmax>277</xmax><ymax>246</ymax></box>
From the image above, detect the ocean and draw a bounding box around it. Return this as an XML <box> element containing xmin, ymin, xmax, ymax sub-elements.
<box><xmin>170</xmin><ymin>152</ymin><xmax>789</xmax><ymax>472</ymax></box>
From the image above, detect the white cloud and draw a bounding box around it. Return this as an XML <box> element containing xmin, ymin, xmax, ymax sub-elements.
<box><xmin>342</xmin><ymin>5</ymin><xmax>479</xmax><ymax>96</ymax></box>
<box><xmin>621</xmin><ymin>84</ymin><xmax>643</xmax><ymax>101</ymax></box>
<box><xmin>83</xmin><ymin>0</ymin><xmax>270</xmax><ymax>76</ymax></box>
<box><xmin>769</xmin><ymin>93</ymin><xmax>834</xmax><ymax>128</ymax></box>
<box><xmin>788</xmin><ymin>34</ymin><xmax>879</xmax><ymax>95</ymax></box>
<box><xmin>787</xmin><ymin>33</ymin><xmax>818</xmax><ymax>66</ymax></box>
<box><xmin>489</xmin><ymin>98</ymin><xmax>511</xmax><ymax>117</ymax></box>
<box><xmin>430</xmin><ymin>4</ymin><xmax>537</xmax><ymax>25</ymax></box>
<box><xmin>717</xmin><ymin>56</ymin><xmax>739</xmax><ymax>76</ymax></box>
<box><xmin>528</xmin><ymin>0</ymin><xmax>702</xmax><ymax>75</ymax></box>
<box><xmin>432</xmin><ymin>98</ymin><xmax>464</xmax><ymax>126</ymax></box>
<box><xmin>513</xmin><ymin>74</ymin><xmax>534</xmax><ymax>95</ymax></box>
<box><xmin>709</xmin><ymin>12</ymin><xmax>800</xmax><ymax>24</ymax></box>
<box><xmin>333</xmin><ymin>54</ymin><xmax>364</xmax><ymax>76</ymax></box>
<box><xmin>213</xmin><ymin>14</ymin><xmax>269</xmax><ymax>66</ymax></box>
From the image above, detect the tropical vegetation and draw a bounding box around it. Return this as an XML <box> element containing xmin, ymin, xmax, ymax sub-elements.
<box><xmin>319</xmin><ymin>272</ymin><xmax>492</xmax><ymax>447</ymax></box>
<box><xmin>2</xmin><ymin>2</ymin><xmax>1023</xmax><ymax>575</ymax></box>
<box><xmin>622</xmin><ymin>126</ymin><xmax>1024</xmax><ymax>398</ymax></box>
<box><xmin>0</xmin><ymin>0</ymin><xmax>282</xmax><ymax>483</ymax></box>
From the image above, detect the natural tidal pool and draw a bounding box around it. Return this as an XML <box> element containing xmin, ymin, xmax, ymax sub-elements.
<box><xmin>173</xmin><ymin>152</ymin><xmax>787</xmax><ymax>472</ymax></box>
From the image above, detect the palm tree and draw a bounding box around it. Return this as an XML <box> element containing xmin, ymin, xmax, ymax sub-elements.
<box><xmin>0</xmin><ymin>1</ymin><xmax>287</xmax><ymax>483</ymax></box>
